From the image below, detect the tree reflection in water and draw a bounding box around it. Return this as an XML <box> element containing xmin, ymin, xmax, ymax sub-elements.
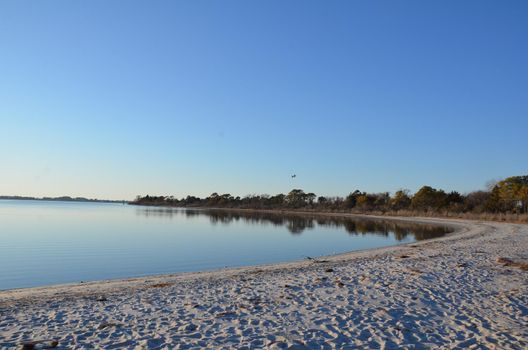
<box><xmin>136</xmin><ymin>208</ymin><xmax>451</xmax><ymax>241</ymax></box>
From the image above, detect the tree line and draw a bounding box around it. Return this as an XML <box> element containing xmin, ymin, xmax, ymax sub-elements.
<box><xmin>131</xmin><ymin>175</ymin><xmax>528</xmax><ymax>215</ymax></box>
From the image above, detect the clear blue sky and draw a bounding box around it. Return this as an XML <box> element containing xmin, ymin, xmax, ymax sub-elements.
<box><xmin>1</xmin><ymin>1</ymin><xmax>527</xmax><ymax>200</ymax></box>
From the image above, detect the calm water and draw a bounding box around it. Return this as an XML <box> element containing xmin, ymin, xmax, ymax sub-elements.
<box><xmin>0</xmin><ymin>200</ymin><xmax>451</xmax><ymax>290</ymax></box>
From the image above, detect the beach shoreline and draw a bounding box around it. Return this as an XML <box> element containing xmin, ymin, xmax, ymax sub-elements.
<box><xmin>1</xmin><ymin>217</ymin><xmax>527</xmax><ymax>349</ymax></box>
<box><xmin>0</xmin><ymin>215</ymin><xmax>463</xmax><ymax>296</ymax></box>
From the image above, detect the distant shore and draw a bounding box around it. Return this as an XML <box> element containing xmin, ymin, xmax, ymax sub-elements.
<box><xmin>131</xmin><ymin>177</ymin><xmax>528</xmax><ymax>224</ymax></box>
<box><xmin>3</xmin><ymin>195</ymin><xmax>527</xmax><ymax>223</ymax></box>
<box><xmin>1</xmin><ymin>217</ymin><xmax>526</xmax><ymax>349</ymax></box>
<box><xmin>0</xmin><ymin>196</ymin><xmax>126</xmax><ymax>204</ymax></box>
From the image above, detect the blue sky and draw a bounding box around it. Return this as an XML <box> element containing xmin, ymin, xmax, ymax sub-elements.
<box><xmin>1</xmin><ymin>1</ymin><xmax>527</xmax><ymax>200</ymax></box>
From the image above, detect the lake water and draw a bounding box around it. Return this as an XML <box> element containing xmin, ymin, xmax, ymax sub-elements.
<box><xmin>0</xmin><ymin>200</ymin><xmax>451</xmax><ymax>290</ymax></box>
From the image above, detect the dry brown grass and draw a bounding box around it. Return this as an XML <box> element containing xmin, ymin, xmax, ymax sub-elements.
<box><xmin>354</xmin><ymin>210</ymin><xmax>528</xmax><ymax>224</ymax></box>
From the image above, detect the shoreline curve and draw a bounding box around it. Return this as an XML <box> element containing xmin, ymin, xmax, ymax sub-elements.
<box><xmin>1</xmin><ymin>217</ymin><xmax>527</xmax><ymax>349</ymax></box>
<box><xmin>1</xmin><ymin>214</ymin><xmax>463</xmax><ymax>296</ymax></box>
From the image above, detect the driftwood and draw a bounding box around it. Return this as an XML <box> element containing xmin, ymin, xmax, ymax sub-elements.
<box><xmin>305</xmin><ymin>256</ymin><xmax>330</xmax><ymax>263</ymax></box>
<box><xmin>497</xmin><ymin>257</ymin><xmax>528</xmax><ymax>271</ymax></box>
<box><xmin>21</xmin><ymin>340</ymin><xmax>58</xmax><ymax>350</ymax></box>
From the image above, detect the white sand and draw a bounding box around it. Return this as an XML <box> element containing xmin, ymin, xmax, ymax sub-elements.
<box><xmin>0</xmin><ymin>217</ymin><xmax>527</xmax><ymax>349</ymax></box>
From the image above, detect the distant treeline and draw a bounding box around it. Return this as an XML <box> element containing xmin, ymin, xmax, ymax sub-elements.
<box><xmin>0</xmin><ymin>195</ymin><xmax>125</xmax><ymax>203</ymax></box>
<box><xmin>131</xmin><ymin>175</ymin><xmax>528</xmax><ymax>217</ymax></box>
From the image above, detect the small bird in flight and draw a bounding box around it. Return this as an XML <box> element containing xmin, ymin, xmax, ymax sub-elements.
<box><xmin>291</xmin><ymin>174</ymin><xmax>296</xmax><ymax>178</ymax></box>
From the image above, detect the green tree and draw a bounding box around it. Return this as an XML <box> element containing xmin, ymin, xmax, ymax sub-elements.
<box><xmin>390</xmin><ymin>189</ymin><xmax>411</xmax><ymax>210</ymax></box>
<box><xmin>493</xmin><ymin>176</ymin><xmax>528</xmax><ymax>213</ymax></box>
<box><xmin>286</xmin><ymin>189</ymin><xmax>307</xmax><ymax>208</ymax></box>
<box><xmin>306</xmin><ymin>193</ymin><xmax>316</xmax><ymax>206</ymax></box>
<box><xmin>411</xmin><ymin>186</ymin><xmax>447</xmax><ymax>211</ymax></box>
<box><xmin>345</xmin><ymin>190</ymin><xmax>363</xmax><ymax>209</ymax></box>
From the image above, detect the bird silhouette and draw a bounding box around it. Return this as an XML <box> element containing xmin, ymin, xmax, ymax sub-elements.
<box><xmin>291</xmin><ymin>174</ymin><xmax>296</xmax><ymax>178</ymax></box>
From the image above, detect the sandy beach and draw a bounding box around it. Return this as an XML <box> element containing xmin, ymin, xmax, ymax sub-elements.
<box><xmin>0</xmin><ymin>217</ymin><xmax>527</xmax><ymax>349</ymax></box>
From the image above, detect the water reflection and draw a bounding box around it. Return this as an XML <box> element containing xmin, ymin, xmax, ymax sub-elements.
<box><xmin>0</xmin><ymin>201</ymin><xmax>455</xmax><ymax>289</ymax></box>
<box><xmin>136</xmin><ymin>208</ymin><xmax>451</xmax><ymax>240</ymax></box>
